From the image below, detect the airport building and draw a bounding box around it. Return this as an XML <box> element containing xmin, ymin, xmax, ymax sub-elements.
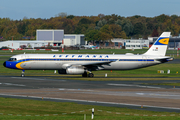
<box><xmin>112</xmin><ymin>37</ymin><xmax>180</xmax><ymax>50</ymax></box>
<box><xmin>0</xmin><ymin>41</ymin><xmax>49</xmax><ymax>49</ymax></box>
<box><xmin>64</xmin><ymin>34</ymin><xmax>85</xmax><ymax>46</ymax></box>
<box><xmin>0</xmin><ymin>29</ymin><xmax>85</xmax><ymax>49</ymax></box>
<box><xmin>125</xmin><ymin>39</ymin><xmax>149</xmax><ymax>49</ymax></box>
<box><xmin>1</xmin><ymin>30</ymin><xmax>180</xmax><ymax>50</ymax></box>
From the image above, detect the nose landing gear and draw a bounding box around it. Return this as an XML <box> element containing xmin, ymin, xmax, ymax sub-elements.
<box><xmin>21</xmin><ymin>70</ymin><xmax>25</xmax><ymax>77</ymax></box>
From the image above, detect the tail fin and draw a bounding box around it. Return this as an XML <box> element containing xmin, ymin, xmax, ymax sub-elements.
<box><xmin>144</xmin><ymin>32</ymin><xmax>171</xmax><ymax>56</ymax></box>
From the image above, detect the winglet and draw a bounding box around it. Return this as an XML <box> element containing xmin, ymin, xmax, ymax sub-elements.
<box><xmin>144</xmin><ymin>32</ymin><xmax>171</xmax><ymax>56</ymax></box>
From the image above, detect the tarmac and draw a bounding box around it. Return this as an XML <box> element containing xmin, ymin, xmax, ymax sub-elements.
<box><xmin>0</xmin><ymin>76</ymin><xmax>180</xmax><ymax>112</ymax></box>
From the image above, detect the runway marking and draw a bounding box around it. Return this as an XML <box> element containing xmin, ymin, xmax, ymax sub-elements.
<box><xmin>11</xmin><ymin>77</ymin><xmax>66</xmax><ymax>81</ymax></box>
<box><xmin>59</xmin><ymin>88</ymin><xmax>94</xmax><ymax>91</ymax></box>
<box><xmin>107</xmin><ymin>83</ymin><xmax>162</xmax><ymax>89</ymax></box>
<box><xmin>1</xmin><ymin>93</ymin><xmax>180</xmax><ymax>111</ymax></box>
<box><xmin>136</xmin><ymin>93</ymin><xmax>180</xmax><ymax>97</ymax></box>
<box><xmin>0</xmin><ymin>83</ymin><xmax>26</xmax><ymax>87</ymax></box>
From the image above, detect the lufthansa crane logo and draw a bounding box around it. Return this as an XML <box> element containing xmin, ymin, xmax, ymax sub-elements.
<box><xmin>158</xmin><ymin>38</ymin><xmax>169</xmax><ymax>45</ymax></box>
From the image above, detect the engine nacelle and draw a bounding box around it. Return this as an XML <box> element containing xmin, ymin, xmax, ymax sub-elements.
<box><xmin>58</xmin><ymin>66</ymin><xmax>85</xmax><ymax>75</ymax></box>
<box><xmin>66</xmin><ymin>66</ymin><xmax>85</xmax><ymax>74</ymax></box>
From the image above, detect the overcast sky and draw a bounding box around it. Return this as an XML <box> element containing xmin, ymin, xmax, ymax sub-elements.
<box><xmin>1</xmin><ymin>0</ymin><xmax>180</xmax><ymax>20</ymax></box>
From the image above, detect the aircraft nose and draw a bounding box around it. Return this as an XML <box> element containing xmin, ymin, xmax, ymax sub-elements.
<box><xmin>3</xmin><ymin>61</ymin><xmax>6</xmax><ymax>67</ymax></box>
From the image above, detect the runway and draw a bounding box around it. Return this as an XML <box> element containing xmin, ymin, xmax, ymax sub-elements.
<box><xmin>0</xmin><ymin>76</ymin><xmax>180</xmax><ymax>112</ymax></box>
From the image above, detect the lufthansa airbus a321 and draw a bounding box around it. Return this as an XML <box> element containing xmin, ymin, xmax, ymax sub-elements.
<box><xmin>3</xmin><ymin>32</ymin><xmax>173</xmax><ymax>77</ymax></box>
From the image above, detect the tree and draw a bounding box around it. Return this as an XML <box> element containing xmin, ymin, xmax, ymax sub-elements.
<box><xmin>62</xmin><ymin>19</ymin><xmax>74</xmax><ymax>33</ymax></box>
<box><xmin>55</xmin><ymin>12</ymin><xmax>67</xmax><ymax>18</ymax></box>
<box><xmin>98</xmin><ymin>14</ymin><xmax>105</xmax><ymax>18</ymax></box>
<box><xmin>120</xmin><ymin>31</ymin><xmax>126</xmax><ymax>39</ymax></box>
<box><xmin>100</xmin><ymin>25</ymin><xmax>109</xmax><ymax>33</ymax></box>
<box><xmin>107</xmin><ymin>18</ymin><xmax>115</xmax><ymax>24</ymax></box>
<box><xmin>78</xmin><ymin>18</ymin><xmax>92</xmax><ymax>25</ymax></box>
<box><xmin>133</xmin><ymin>22</ymin><xmax>143</xmax><ymax>35</ymax></box>
<box><xmin>155</xmin><ymin>14</ymin><xmax>169</xmax><ymax>23</ymax></box>
<box><xmin>108</xmin><ymin>24</ymin><xmax>122</xmax><ymax>38</ymax></box>
<box><xmin>96</xmin><ymin>19</ymin><xmax>107</xmax><ymax>29</ymax></box>
<box><xmin>17</xmin><ymin>22</ymin><xmax>26</xmax><ymax>35</ymax></box>
<box><xmin>85</xmin><ymin>29</ymin><xmax>98</xmax><ymax>41</ymax></box>
<box><xmin>115</xmin><ymin>19</ymin><xmax>133</xmax><ymax>36</ymax></box>
<box><xmin>67</xmin><ymin>15</ymin><xmax>75</xmax><ymax>19</ymax></box>
<box><xmin>146</xmin><ymin>22</ymin><xmax>154</xmax><ymax>31</ymax></box>
<box><xmin>74</xmin><ymin>24</ymin><xmax>88</xmax><ymax>34</ymax></box>
<box><xmin>151</xmin><ymin>29</ymin><xmax>159</xmax><ymax>37</ymax></box>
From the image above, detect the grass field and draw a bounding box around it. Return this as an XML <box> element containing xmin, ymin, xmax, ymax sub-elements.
<box><xmin>0</xmin><ymin>97</ymin><xmax>179</xmax><ymax>120</ymax></box>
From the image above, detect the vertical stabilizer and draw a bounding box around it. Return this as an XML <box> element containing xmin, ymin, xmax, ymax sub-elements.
<box><xmin>144</xmin><ymin>32</ymin><xmax>171</xmax><ymax>56</ymax></box>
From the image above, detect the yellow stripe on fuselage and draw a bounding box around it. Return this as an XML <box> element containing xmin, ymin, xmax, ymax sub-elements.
<box><xmin>16</xmin><ymin>61</ymin><xmax>26</xmax><ymax>69</ymax></box>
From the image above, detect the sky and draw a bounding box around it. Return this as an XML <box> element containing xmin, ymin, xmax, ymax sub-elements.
<box><xmin>1</xmin><ymin>0</ymin><xmax>180</xmax><ymax>20</ymax></box>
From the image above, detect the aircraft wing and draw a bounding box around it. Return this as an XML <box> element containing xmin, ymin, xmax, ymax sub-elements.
<box><xmin>63</xmin><ymin>61</ymin><xmax>112</xmax><ymax>70</ymax></box>
<box><xmin>77</xmin><ymin>61</ymin><xmax>112</xmax><ymax>70</ymax></box>
<box><xmin>81</xmin><ymin>61</ymin><xmax>112</xmax><ymax>66</ymax></box>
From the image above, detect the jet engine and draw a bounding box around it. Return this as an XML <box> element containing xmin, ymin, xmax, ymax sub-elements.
<box><xmin>66</xmin><ymin>66</ymin><xmax>85</xmax><ymax>74</ymax></box>
<box><xmin>58</xmin><ymin>66</ymin><xmax>85</xmax><ymax>75</ymax></box>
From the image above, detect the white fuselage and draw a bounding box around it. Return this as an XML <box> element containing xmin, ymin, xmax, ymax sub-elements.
<box><xmin>6</xmin><ymin>54</ymin><xmax>169</xmax><ymax>70</ymax></box>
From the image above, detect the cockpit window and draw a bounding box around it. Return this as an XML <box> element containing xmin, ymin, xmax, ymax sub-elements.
<box><xmin>8</xmin><ymin>58</ymin><xmax>17</xmax><ymax>61</ymax></box>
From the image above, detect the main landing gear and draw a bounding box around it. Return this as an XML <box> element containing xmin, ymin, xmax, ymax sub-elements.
<box><xmin>82</xmin><ymin>72</ymin><xmax>94</xmax><ymax>77</ymax></box>
<box><xmin>21</xmin><ymin>70</ymin><xmax>25</xmax><ymax>77</ymax></box>
<box><xmin>88</xmin><ymin>73</ymin><xmax>94</xmax><ymax>77</ymax></box>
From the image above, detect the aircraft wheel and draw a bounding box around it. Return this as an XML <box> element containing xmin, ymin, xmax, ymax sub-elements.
<box><xmin>88</xmin><ymin>73</ymin><xmax>94</xmax><ymax>77</ymax></box>
<box><xmin>82</xmin><ymin>72</ymin><xmax>87</xmax><ymax>77</ymax></box>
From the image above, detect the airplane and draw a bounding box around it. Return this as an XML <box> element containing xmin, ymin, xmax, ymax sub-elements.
<box><xmin>3</xmin><ymin>32</ymin><xmax>173</xmax><ymax>77</ymax></box>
